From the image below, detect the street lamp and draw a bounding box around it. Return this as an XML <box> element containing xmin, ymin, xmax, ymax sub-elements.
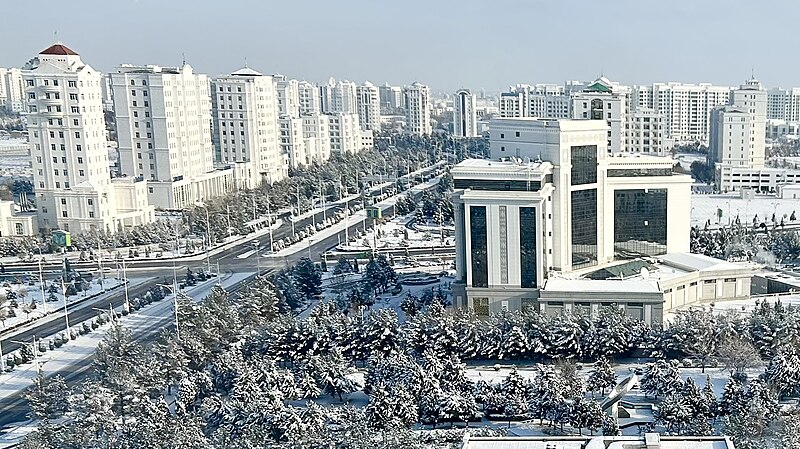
<box><xmin>307</xmin><ymin>238</ymin><xmax>313</xmax><ymax>260</ymax></box>
<box><xmin>118</xmin><ymin>259</ymin><xmax>130</xmax><ymax>313</ymax></box>
<box><xmin>253</xmin><ymin>241</ymin><xmax>262</xmax><ymax>275</ymax></box>
<box><xmin>61</xmin><ymin>279</ymin><xmax>72</xmax><ymax>338</ymax></box>
<box><xmin>37</xmin><ymin>246</ymin><xmax>47</xmax><ymax>314</ymax></box>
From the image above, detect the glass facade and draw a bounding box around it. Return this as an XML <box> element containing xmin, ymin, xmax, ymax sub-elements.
<box><xmin>469</xmin><ymin>206</ymin><xmax>488</xmax><ymax>288</ymax></box>
<box><xmin>613</xmin><ymin>189</ymin><xmax>668</xmax><ymax>257</ymax></box>
<box><xmin>499</xmin><ymin>206</ymin><xmax>508</xmax><ymax>284</ymax></box>
<box><xmin>608</xmin><ymin>168</ymin><xmax>672</xmax><ymax>177</ymax></box>
<box><xmin>454</xmin><ymin>176</ymin><xmax>552</xmax><ymax>191</ymax></box>
<box><xmin>519</xmin><ymin>207</ymin><xmax>537</xmax><ymax>288</ymax></box>
<box><xmin>570</xmin><ymin>145</ymin><xmax>598</xmax><ymax>185</ymax></box>
<box><xmin>571</xmin><ymin>189</ymin><xmax>598</xmax><ymax>268</ymax></box>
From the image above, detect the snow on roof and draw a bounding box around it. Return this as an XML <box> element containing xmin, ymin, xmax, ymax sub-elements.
<box><xmin>544</xmin><ymin>277</ymin><xmax>662</xmax><ymax>294</ymax></box>
<box><xmin>230</xmin><ymin>66</ymin><xmax>263</xmax><ymax>76</ymax></box>
<box><xmin>656</xmin><ymin>252</ymin><xmax>744</xmax><ymax>272</ymax></box>
<box><xmin>463</xmin><ymin>435</ymin><xmax>735</xmax><ymax>449</ymax></box>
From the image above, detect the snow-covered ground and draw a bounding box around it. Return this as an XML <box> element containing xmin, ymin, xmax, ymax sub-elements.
<box><xmin>691</xmin><ymin>192</ymin><xmax>800</xmax><ymax>227</ymax></box>
<box><xmin>0</xmin><ymin>270</ymin><xmax>255</xmax><ymax>444</ymax></box>
<box><xmin>0</xmin><ymin>277</ymin><xmax>122</xmax><ymax>334</ymax></box>
<box><xmin>338</xmin><ymin>216</ymin><xmax>454</xmax><ymax>251</ymax></box>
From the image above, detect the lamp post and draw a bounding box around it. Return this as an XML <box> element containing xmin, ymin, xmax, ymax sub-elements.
<box><xmin>266</xmin><ymin>194</ymin><xmax>274</xmax><ymax>254</ymax></box>
<box><xmin>119</xmin><ymin>259</ymin><xmax>130</xmax><ymax>313</ymax></box>
<box><xmin>253</xmin><ymin>241</ymin><xmax>261</xmax><ymax>275</ymax></box>
<box><xmin>0</xmin><ymin>339</ymin><xmax>5</xmax><ymax>373</ymax></box>
<box><xmin>307</xmin><ymin>238</ymin><xmax>313</xmax><ymax>260</ymax></box>
<box><xmin>97</xmin><ymin>241</ymin><xmax>105</xmax><ymax>292</ymax></box>
<box><xmin>61</xmin><ymin>279</ymin><xmax>71</xmax><ymax>339</ymax></box>
<box><xmin>37</xmin><ymin>247</ymin><xmax>47</xmax><ymax>314</ymax></box>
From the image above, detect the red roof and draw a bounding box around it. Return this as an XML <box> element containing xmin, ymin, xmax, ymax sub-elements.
<box><xmin>39</xmin><ymin>43</ymin><xmax>78</xmax><ymax>56</ymax></box>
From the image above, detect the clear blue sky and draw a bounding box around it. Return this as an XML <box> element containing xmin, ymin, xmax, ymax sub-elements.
<box><xmin>2</xmin><ymin>0</ymin><xmax>797</xmax><ymax>92</ymax></box>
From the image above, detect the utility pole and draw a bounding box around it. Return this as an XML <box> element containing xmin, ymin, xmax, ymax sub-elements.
<box><xmin>37</xmin><ymin>247</ymin><xmax>47</xmax><ymax>314</ymax></box>
<box><xmin>121</xmin><ymin>259</ymin><xmax>130</xmax><ymax>313</ymax></box>
<box><xmin>266</xmin><ymin>194</ymin><xmax>274</xmax><ymax>253</ymax></box>
<box><xmin>97</xmin><ymin>241</ymin><xmax>105</xmax><ymax>292</ymax></box>
<box><xmin>204</xmin><ymin>206</ymin><xmax>212</xmax><ymax>275</ymax></box>
<box><xmin>0</xmin><ymin>339</ymin><xmax>5</xmax><ymax>373</ymax></box>
<box><xmin>61</xmin><ymin>279</ymin><xmax>71</xmax><ymax>339</ymax></box>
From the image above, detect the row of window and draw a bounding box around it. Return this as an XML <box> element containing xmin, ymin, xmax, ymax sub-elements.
<box><xmin>26</xmin><ymin>79</ymin><xmax>78</xmax><ymax>88</ymax></box>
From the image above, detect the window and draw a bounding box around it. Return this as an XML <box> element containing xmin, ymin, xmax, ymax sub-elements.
<box><xmin>74</xmin><ymin>132</ymin><xmax>80</xmax><ymax>139</ymax></box>
<box><xmin>571</xmin><ymin>189</ymin><xmax>598</xmax><ymax>269</ymax></box>
<box><xmin>131</xmin><ymin>90</ymin><xmax>136</xmax><ymax>96</ymax></box>
<box><xmin>520</xmin><ymin>207</ymin><xmax>537</xmax><ymax>288</ymax></box>
<box><xmin>26</xmin><ymin>80</ymin><xmax>34</xmax><ymax>86</ymax></box>
<box><xmin>62</xmin><ymin>211</ymin><xmax>68</xmax><ymax>218</ymax></box>
<box><xmin>76</xmin><ymin>144</ymin><xmax>82</xmax><ymax>151</ymax></box>
<box><xmin>130</xmin><ymin>80</ymin><xmax>135</xmax><ymax>86</ymax></box>
<box><xmin>28</xmin><ymin>92</ymin><xmax>35</xmax><ymax>99</ymax></box>
<box><xmin>515</xmin><ymin>131</ymin><xmax>520</xmax><ymax>137</ymax></box>
<box><xmin>473</xmin><ymin>297</ymin><xmax>490</xmax><ymax>317</ymax></box>
<box><xmin>87</xmin><ymin>199</ymin><xmax>93</xmax><ymax>206</ymax></box>
<box><xmin>73</xmin><ymin>119</ymin><xmax>79</xmax><ymax>126</ymax></box>
<box><xmin>613</xmin><ymin>189</ymin><xmax>667</xmax><ymax>258</ymax></box>
<box><xmin>60</xmin><ymin>198</ymin><xmax>66</xmax><ymax>205</ymax></box>
<box><xmin>88</xmin><ymin>211</ymin><xmax>94</xmax><ymax>218</ymax></box>
<box><xmin>571</xmin><ymin>145</ymin><xmax>598</xmax><ymax>185</ymax></box>
<box><xmin>15</xmin><ymin>223</ymin><xmax>23</xmax><ymax>235</ymax></box>
<box><xmin>68</xmin><ymin>80</ymin><xmax>76</xmax><ymax>88</ymax></box>
<box><xmin>470</xmin><ymin>206</ymin><xmax>488</xmax><ymax>288</ymax></box>
<box><xmin>142</xmin><ymin>80</ymin><xmax>147</xmax><ymax>86</ymax></box>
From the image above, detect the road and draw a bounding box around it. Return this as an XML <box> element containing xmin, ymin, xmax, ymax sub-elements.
<box><xmin>0</xmin><ymin>168</ymin><xmax>448</xmax><ymax>432</ymax></box>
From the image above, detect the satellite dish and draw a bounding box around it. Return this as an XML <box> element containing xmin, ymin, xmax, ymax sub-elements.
<box><xmin>640</xmin><ymin>267</ymin><xmax>650</xmax><ymax>279</ymax></box>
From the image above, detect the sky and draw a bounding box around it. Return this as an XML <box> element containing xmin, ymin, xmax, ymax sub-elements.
<box><xmin>1</xmin><ymin>0</ymin><xmax>798</xmax><ymax>93</ymax></box>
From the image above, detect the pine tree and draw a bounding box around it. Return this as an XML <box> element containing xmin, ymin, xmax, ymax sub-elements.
<box><xmin>587</xmin><ymin>356</ymin><xmax>617</xmax><ymax>396</ymax></box>
<box><xmin>293</xmin><ymin>258</ymin><xmax>323</xmax><ymax>302</ymax></box>
<box><xmin>24</xmin><ymin>373</ymin><xmax>70</xmax><ymax>420</ymax></box>
<box><xmin>570</xmin><ymin>397</ymin><xmax>604</xmax><ymax>435</ymax></box>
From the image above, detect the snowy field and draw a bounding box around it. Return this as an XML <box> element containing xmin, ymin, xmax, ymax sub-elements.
<box><xmin>691</xmin><ymin>192</ymin><xmax>800</xmax><ymax>227</ymax></box>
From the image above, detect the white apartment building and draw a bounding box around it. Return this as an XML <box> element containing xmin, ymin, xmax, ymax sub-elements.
<box><xmin>636</xmin><ymin>82</ymin><xmax>730</xmax><ymax>145</ymax></box>
<box><xmin>327</xmin><ymin>112</ymin><xmax>362</xmax><ymax>153</ymax></box>
<box><xmin>279</xmin><ymin>117</ymin><xmax>306</xmax><ymax>168</ymax></box>
<box><xmin>298</xmin><ymin>80</ymin><xmax>321</xmax><ymax>116</ymax></box>
<box><xmin>711</xmin><ymin>78</ymin><xmax>770</xmax><ymax>192</ymax></box>
<box><xmin>356</xmin><ymin>81</ymin><xmax>381</xmax><ymax>131</ymax></box>
<box><xmin>321</xmin><ymin>78</ymin><xmax>357</xmax><ymax>114</ymax></box>
<box><xmin>111</xmin><ymin>63</ymin><xmax>233</xmax><ymax>210</ymax></box>
<box><xmin>379</xmin><ymin>83</ymin><xmax>403</xmax><ymax>113</ymax></box>
<box><xmin>452</xmin><ymin>89</ymin><xmax>478</xmax><ymax>138</ymax></box>
<box><xmin>302</xmin><ymin>114</ymin><xmax>331</xmax><ymax>164</ymax></box>
<box><xmin>23</xmin><ymin>44</ymin><xmax>153</xmax><ymax>233</ymax></box>
<box><xmin>0</xmin><ymin>68</ymin><xmax>25</xmax><ymax>112</ymax></box>
<box><xmin>274</xmin><ymin>75</ymin><xmax>300</xmax><ymax>119</ymax></box>
<box><xmin>403</xmin><ymin>82</ymin><xmax>431</xmax><ymax>135</ymax></box>
<box><xmin>499</xmin><ymin>84</ymin><xmax>571</xmax><ymax>119</ymax></box>
<box><xmin>626</xmin><ymin>109</ymin><xmax>666</xmax><ymax>155</ymax></box>
<box><xmin>767</xmin><ymin>87</ymin><xmax>800</xmax><ymax>121</ymax></box>
<box><xmin>211</xmin><ymin>67</ymin><xmax>283</xmax><ymax>189</ymax></box>
<box><xmin>451</xmin><ymin>117</ymin><xmax>693</xmax><ymax>320</ymax></box>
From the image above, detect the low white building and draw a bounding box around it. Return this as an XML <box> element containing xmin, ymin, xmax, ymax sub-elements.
<box><xmin>0</xmin><ymin>200</ymin><xmax>37</xmax><ymax>237</ymax></box>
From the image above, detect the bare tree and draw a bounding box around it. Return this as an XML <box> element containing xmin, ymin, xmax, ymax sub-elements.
<box><xmin>717</xmin><ymin>335</ymin><xmax>762</xmax><ymax>376</ymax></box>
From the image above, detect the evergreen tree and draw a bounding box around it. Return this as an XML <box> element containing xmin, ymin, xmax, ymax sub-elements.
<box><xmin>293</xmin><ymin>258</ymin><xmax>323</xmax><ymax>302</ymax></box>
<box><xmin>587</xmin><ymin>356</ymin><xmax>617</xmax><ymax>396</ymax></box>
<box><xmin>24</xmin><ymin>373</ymin><xmax>70</xmax><ymax>420</ymax></box>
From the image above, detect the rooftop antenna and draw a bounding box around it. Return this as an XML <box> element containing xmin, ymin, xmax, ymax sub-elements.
<box><xmin>181</xmin><ymin>52</ymin><xmax>186</xmax><ymax>66</ymax></box>
<box><xmin>244</xmin><ymin>57</ymin><xmax>248</xmax><ymax>68</ymax></box>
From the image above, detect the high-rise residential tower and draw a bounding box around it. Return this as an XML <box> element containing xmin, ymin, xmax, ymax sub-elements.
<box><xmin>403</xmin><ymin>82</ymin><xmax>431</xmax><ymax>135</ymax></box>
<box><xmin>24</xmin><ymin>44</ymin><xmax>152</xmax><ymax>232</ymax></box>
<box><xmin>452</xmin><ymin>89</ymin><xmax>478</xmax><ymax>138</ymax></box>
<box><xmin>212</xmin><ymin>67</ymin><xmax>284</xmax><ymax>189</ymax></box>
<box><xmin>356</xmin><ymin>81</ymin><xmax>381</xmax><ymax>131</ymax></box>
<box><xmin>111</xmin><ymin>64</ymin><xmax>233</xmax><ymax>209</ymax></box>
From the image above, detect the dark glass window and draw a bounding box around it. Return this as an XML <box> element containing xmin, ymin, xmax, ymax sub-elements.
<box><xmin>454</xmin><ymin>179</ymin><xmax>543</xmax><ymax>191</ymax></box>
<box><xmin>571</xmin><ymin>145</ymin><xmax>598</xmax><ymax>185</ymax></box>
<box><xmin>607</xmin><ymin>168</ymin><xmax>673</xmax><ymax>177</ymax></box>
<box><xmin>613</xmin><ymin>189</ymin><xmax>667</xmax><ymax>257</ymax></box>
<box><xmin>470</xmin><ymin>206</ymin><xmax>488</xmax><ymax>288</ymax></box>
<box><xmin>520</xmin><ymin>207</ymin><xmax>537</xmax><ymax>288</ymax></box>
<box><xmin>571</xmin><ymin>189</ymin><xmax>597</xmax><ymax>268</ymax></box>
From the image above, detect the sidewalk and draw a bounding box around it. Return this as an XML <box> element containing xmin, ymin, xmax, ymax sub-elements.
<box><xmin>0</xmin><ymin>279</ymin><xmax>146</xmax><ymax>342</ymax></box>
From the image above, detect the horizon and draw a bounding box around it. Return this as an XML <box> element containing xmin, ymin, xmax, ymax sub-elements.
<box><xmin>1</xmin><ymin>0</ymin><xmax>799</xmax><ymax>92</ymax></box>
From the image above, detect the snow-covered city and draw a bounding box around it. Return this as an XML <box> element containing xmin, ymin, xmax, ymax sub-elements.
<box><xmin>3</xmin><ymin>3</ymin><xmax>800</xmax><ymax>449</ymax></box>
